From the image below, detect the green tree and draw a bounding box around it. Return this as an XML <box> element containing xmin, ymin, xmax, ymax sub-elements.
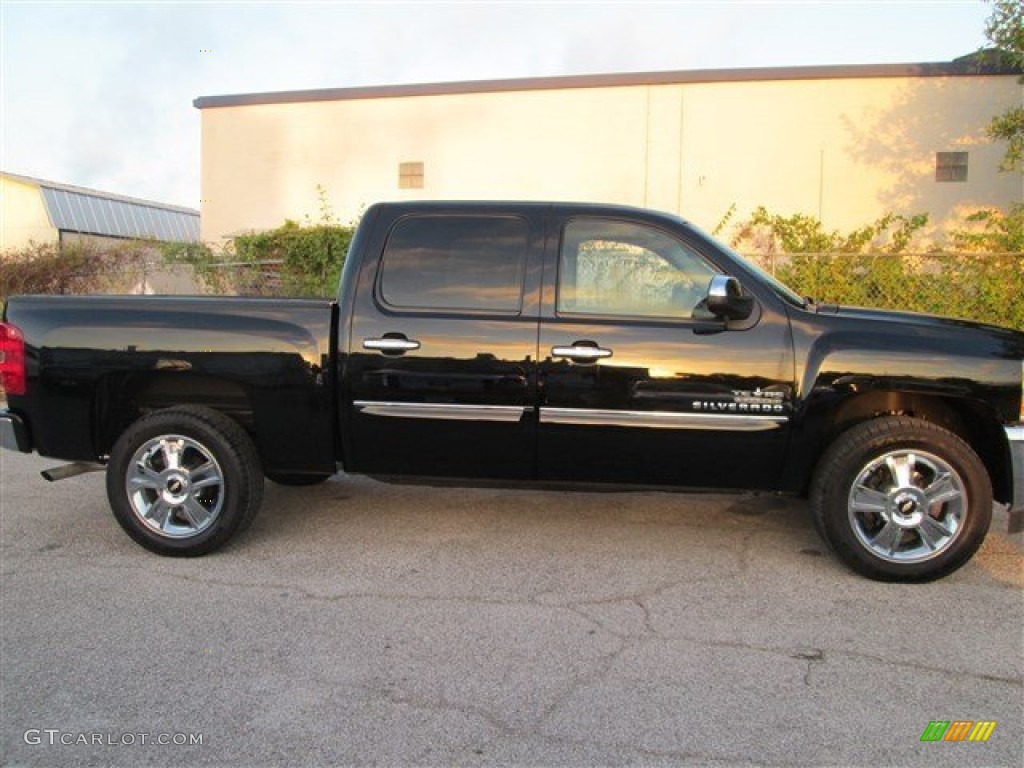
<box><xmin>984</xmin><ymin>1</ymin><xmax>1024</xmax><ymax>171</ymax></box>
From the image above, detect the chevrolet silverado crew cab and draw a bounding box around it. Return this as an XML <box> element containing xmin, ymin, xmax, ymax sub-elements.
<box><xmin>2</xmin><ymin>201</ymin><xmax>1022</xmax><ymax>581</ymax></box>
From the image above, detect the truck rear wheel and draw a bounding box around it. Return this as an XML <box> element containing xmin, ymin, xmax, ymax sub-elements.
<box><xmin>106</xmin><ymin>406</ymin><xmax>264</xmax><ymax>556</ymax></box>
<box><xmin>810</xmin><ymin>416</ymin><xmax>991</xmax><ymax>582</ymax></box>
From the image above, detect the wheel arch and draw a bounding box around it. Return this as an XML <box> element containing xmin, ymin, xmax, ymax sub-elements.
<box><xmin>94</xmin><ymin>371</ymin><xmax>254</xmax><ymax>457</ymax></box>
<box><xmin>810</xmin><ymin>390</ymin><xmax>1011</xmax><ymax>505</ymax></box>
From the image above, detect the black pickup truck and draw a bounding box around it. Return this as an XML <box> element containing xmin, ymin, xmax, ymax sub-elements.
<box><xmin>2</xmin><ymin>201</ymin><xmax>1022</xmax><ymax>581</ymax></box>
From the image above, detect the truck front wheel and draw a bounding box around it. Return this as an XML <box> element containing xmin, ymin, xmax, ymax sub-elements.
<box><xmin>810</xmin><ymin>416</ymin><xmax>992</xmax><ymax>582</ymax></box>
<box><xmin>106</xmin><ymin>407</ymin><xmax>264</xmax><ymax>556</ymax></box>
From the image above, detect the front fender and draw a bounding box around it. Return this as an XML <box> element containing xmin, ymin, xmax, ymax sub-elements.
<box><xmin>781</xmin><ymin>313</ymin><xmax>1023</xmax><ymax>495</ymax></box>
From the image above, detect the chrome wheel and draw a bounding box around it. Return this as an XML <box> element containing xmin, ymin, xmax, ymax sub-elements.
<box><xmin>126</xmin><ymin>434</ymin><xmax>225</xmax><ymax>539</ymax></box>
<box><xmin>847</xmin><ymin>449</ymin><xmax>966</xmax><ymax>563</ymax></box>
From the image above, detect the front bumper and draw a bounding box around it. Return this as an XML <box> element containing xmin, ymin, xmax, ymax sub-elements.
<box><xmin>0</xmin><ymin>410</ymin><xmax>32</xmax><ymax>453</ymax></box>
<box><xmin>1007</xmin><ymin>425</ymin><xmax>1024</xmax><ymax>532</ymax></box>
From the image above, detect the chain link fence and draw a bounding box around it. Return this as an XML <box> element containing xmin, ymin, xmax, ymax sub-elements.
<box><xmin>0</xmin><ymin>243</ymin><xmax>201</xmax><ymax>300</ymax></box>
<box><xmin>742</xmin><ymin>252</ymin><xmax>1024</xmax><ymax>330</ymax></box>
<box><xmin>7</xmin><ymin>245</ymin><xmax>1019</xmax><ymax>331</ymax></box>
<box><xmin>194</xmin><ymin>259</ymin><xmax>286</xmax><ymax>296</ymax></box>
<box><xmin>206</xmin><ymin>251</ymin><xmax>1024</xmax><ymax>330</ymax></box>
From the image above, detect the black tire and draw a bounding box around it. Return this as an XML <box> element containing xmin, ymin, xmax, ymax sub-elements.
<box><xmin>106</xmin><ymin>406</ymin><xmax>264</xmax><ymax>556</ymax></box>
<box><xmin>810</xmin><ymin>416</ymin><xmax>992</xmax><ymax>582</ymax></box>
<box><xmin>265</xmin><ymin>472</ymin><xmax>332</xmax><ymax>487</ymax></box>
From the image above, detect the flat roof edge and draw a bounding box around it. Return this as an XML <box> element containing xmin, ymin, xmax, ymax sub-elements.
<box><xmin>194</xmin><ymin>60</ymin><xmax>1022</xmax><ymax>109</ymax></box>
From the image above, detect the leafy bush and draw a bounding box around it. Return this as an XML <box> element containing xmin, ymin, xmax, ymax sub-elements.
<box><xmin>949</xmin><ymin>203</ymin><xmax>1024</xmax><ymax>252</ymax></box>
<box><xmin>163</xmin><ymin>187</ymin><xmax>357</xmax><ymax>298</ymax></box>
<box><xmin>727</xmin><ymin>206</ymin><xmax>1023</xmax><ymax>330</ymax></box>
<box><xmin>160</xmin><ymin>241</ymin><xmax>233</xmax><ymax>294</ymax></box>
<box><xmin>731</xmin><ymin>206</ymin><xmax>929</xmax><ymax>254</ymax></box>
<box><xmin>1</xmin><ymin>241</ymin><xmax>149</xmax><ymax>303</ymax></box>
<box><xmin>233</xmin><ymin>220</ymin><xmax>353</xmax><ymax>297</ymax></box>
<box><xmin>749</xmin><ymin>252</ymin><xmax>1024</xmax><ymax>330</ymax></box>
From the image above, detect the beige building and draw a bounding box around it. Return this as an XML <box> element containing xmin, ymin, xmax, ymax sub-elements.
<box><xmin>195</xmin><ymin>60</ymin><xmax>1023</xmax><ymax>245</ymax></box>
<box><xmin>1</xmin><ymin>172</ymin><xmax>200</xmax><ymax>251</ymax></box>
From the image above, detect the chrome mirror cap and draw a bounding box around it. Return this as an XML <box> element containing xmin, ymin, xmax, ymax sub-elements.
<box><xmin>707</xmin><ymin>275</ymin><xmax>754</xmax><ymax>321</ymax></box>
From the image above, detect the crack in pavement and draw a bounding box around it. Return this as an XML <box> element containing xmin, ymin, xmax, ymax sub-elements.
<box><xmin>19</xmin><ymin>560</ymin><xmax>1021</xmax><ymax>691</ymax></box>
<box><xmin>791</xmin><ymin>647</ymin><xmax>825</xmax><ymax>686</ymax></box>
<box><xmin>368</xmin><ymin>680</ymin><xmax>786</xmax><ymax>767</ymax></box>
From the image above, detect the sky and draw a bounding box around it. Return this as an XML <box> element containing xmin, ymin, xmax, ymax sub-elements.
<box><xmin>1</xmin><ymin>0</ymin><xmax>995</xmax><ymax>209</ymax></box>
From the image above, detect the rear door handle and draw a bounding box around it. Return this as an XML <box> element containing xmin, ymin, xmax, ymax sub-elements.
<box><xmin>551</xmin><ymin>342</ymin><xmax>613</xmax><ymax>361</ymax></box>
<box><xmin>363</xmin><ymin>336</ymin><xmax>421</xmax><ymax>353</ymax></box>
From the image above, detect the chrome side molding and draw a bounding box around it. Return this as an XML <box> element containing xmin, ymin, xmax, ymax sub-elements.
<box><xmin>354</xmin><ymin>402</ymin><xmax>787</xmax><ymax>431</ymax></box>
<box><xmin>354</xmin><ymin>401</ymin><xmax>528</xmax><ymax>422</ymax></box>
<box><xmin>539</xmin><ymin>407</ymin><xmax>787</xmax><ymax>432</ymax></box>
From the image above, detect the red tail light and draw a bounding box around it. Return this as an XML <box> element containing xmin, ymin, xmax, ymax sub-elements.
<box><xmin>0</xmin><ymin>323</ymin><xmax>26</xmax><ymax>397</ymax></box>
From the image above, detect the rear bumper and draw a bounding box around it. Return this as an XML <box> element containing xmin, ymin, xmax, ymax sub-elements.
<box><xmin>0</xmin><ymin>410</ymin><xmax>32</xmax><ymax>453</ymax></box>
<box><xmin>1006</xmin><ymin>425</ymin><xmax>1024</xmax><ymax>531</ymax></box>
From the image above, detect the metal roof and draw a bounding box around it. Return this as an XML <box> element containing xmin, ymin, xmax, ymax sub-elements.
<box><xmin>3</xmin><ymin>172</ymin><xmax>200</xmax><ymax>243</ymax></box>
<box><xmin>194</xmin><ymin>57</ymin><xmax>1022</xmax><ymax>110</ymax></box>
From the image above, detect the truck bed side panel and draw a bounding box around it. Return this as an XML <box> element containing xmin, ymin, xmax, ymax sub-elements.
<box><xmin>3</xmin><ymin>295</ymin><xmax>337</xmax><ymax>474</ymax></box>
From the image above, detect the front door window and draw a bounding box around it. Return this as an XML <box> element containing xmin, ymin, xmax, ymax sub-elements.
<box><xmin>558</xmin><ymin>219</ymin><xmax>718</xmax><ymax>320</ymax></box>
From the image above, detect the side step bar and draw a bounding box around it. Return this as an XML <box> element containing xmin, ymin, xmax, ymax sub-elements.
<box><xmin>41</xmin><ymin>462</ymin><xmax>105</xmax><ymax>482</ymax></box>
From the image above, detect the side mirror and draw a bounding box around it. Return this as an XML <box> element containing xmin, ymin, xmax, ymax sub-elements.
<box><xmin>706</xmin><ymin>275</ymin><xmax>754</xmax><ymax>321</ymax></box>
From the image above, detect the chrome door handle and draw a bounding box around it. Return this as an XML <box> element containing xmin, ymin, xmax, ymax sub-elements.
<box><xmin>551</xmin><ymin>344</ymin><xmax>613</xmax><ymax>361</ymax></box>
<box><xmin>363</xmin><ymin>337</ymin><xmax>421</xmax><ymax>353</ymax></box>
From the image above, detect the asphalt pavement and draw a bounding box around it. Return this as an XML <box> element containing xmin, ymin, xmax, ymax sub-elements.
<box><xmin>2</xmin><ymin>448</ymin><xmax>1022</xmax><ymax>767</ymax></box>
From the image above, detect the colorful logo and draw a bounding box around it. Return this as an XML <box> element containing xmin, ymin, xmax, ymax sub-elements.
<box><xmin>920</xmin><ymin>721</ymin><xmax>997</xmax><ymax>742</ymax></box>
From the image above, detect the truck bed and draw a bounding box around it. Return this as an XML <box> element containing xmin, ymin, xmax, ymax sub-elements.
<box><xmin>2</xmin><ymin>294</ymin><xmax>338</xmax><ymax>474</ymax></box>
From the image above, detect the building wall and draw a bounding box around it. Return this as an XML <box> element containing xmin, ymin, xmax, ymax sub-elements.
<box><xmin>60</xmin><ymin>231</ymin><xmax>138</xmax><ymax>250</ymax></box>
<box><xmin>1</xmin><ymin>176</ymin><xmax>57</xmax><ymax>251</ymax></box>
<box><xmin>199</xmin><ymin>74</ymin><xmax>1023</xmax><ymax>245</ymax></box>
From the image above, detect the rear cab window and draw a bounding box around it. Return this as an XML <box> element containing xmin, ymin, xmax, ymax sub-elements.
<box><xmin>378</xmin><ymin>215</ymin><xmax>529</xmax><ymax>314</ymax></box>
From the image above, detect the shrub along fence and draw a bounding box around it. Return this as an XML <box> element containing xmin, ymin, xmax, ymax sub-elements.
<box><xmin>160</xmin><ymin>220</ymin><xmax>355</xmax><ymax>298</ymax></box>
<box><xmin>206</xmin><ymin>249</ymin><xmax>1022</xmax><ymax>331</ymax></box>
<box><xmin>743</xmin><ymin>251</ymin><xmax>1024</xmax><ymax>331</ymax></box>
<box><xmin>0</xmin><ymin>241</ymin><xmax>153</xmax><ymax>301</ymax></box>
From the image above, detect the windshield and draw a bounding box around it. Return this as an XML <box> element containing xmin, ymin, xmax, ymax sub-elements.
<box><xmin>718</xmin><ymin>246</ymin><xmax>807</xmax><ymax>309</ymax></box>
<box><xmin>678</xmin><ymin>217</ymin><xmax>808</xmax><ymax>309</ymax></box>
<box><xmin>643</xmin><ymin>211</ymin><xmax>811</xmax><ymax>310</ymax></box>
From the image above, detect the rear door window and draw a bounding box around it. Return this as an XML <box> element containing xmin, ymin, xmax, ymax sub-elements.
<box><xmin>379</xmin><ymin>215</ymin><xmax>528</xmax><ymax>313</ymax></box>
